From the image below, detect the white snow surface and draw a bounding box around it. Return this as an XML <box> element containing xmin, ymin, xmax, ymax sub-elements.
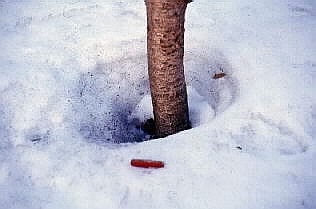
<box><xmin>0</xmin><ymin>0</ymin><xmax>316</xmax><ymax>208</ymax></box>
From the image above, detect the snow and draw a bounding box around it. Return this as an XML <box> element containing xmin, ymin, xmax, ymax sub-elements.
<box><xmin>0</xmin><ymin>0</ymin><xmax>316</xmax><ymax>209</ymax></box>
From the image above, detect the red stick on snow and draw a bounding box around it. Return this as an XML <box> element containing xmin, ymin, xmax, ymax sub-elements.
<box><xmin>130</xmin><ymin>159</ymin><xmax>164</xmax><ymax>168</ymax></box>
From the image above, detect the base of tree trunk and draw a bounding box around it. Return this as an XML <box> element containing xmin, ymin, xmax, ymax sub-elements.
<box><xmin>141</xmin><ymin>118</ymin><xmax>191</xmax><ymax>139</ymax></box>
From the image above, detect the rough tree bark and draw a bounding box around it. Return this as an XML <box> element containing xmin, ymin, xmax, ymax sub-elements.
<box><xmin>145</xmin><ymin>0</ymin><xmax>191</xmax><ymax>137</ymax></box>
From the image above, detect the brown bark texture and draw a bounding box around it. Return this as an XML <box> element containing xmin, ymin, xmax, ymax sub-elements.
<box><xmin>145</xmin><ymin>0</ymin><xmax>191</xmax><ymax>137</ymax></box>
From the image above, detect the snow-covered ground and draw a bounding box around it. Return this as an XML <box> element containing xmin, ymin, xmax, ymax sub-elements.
<box><xmin>0</xmin><ymin>0</ymin><xmax>316</xmax><ymax>208</ymax></box>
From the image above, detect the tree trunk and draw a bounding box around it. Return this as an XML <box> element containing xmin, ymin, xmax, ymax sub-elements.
<box><xmin>145</xmin><ymin>0</ymin><xmax>191</xmax><ymax>138</ymax></box>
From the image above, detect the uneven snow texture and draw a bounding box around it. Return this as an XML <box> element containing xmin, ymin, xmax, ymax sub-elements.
<box><xmin>0</xmin><ymin>0</ymin><xmax>316</xmax><ymax>209</ymax></box>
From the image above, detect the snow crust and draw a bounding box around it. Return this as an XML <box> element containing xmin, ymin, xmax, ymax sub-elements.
<box><xmin>0</xmin><ymin>0</ymin><xmax>316</xmax><ymax>208</ymax></box>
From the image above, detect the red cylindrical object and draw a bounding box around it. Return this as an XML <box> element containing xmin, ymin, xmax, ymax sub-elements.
<box><xmin>131</xmin><ymin>159</ymin><xmax>164</xmax><ymax>168</ymax></box>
